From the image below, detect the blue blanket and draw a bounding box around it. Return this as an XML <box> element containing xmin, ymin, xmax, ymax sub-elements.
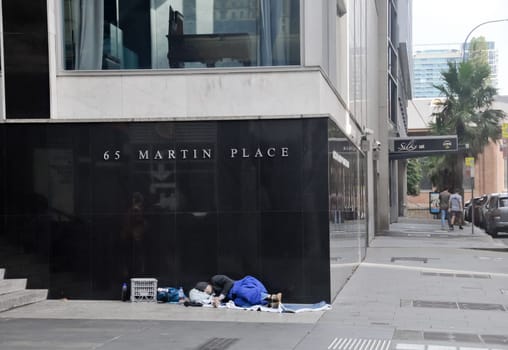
<box><xmin>228</xmin><ymin>275</ymin><xmax>268</xmax><ymax>307</ymax></box>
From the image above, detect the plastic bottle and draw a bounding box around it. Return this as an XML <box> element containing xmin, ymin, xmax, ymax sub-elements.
<box><xmin>178</xmin><ymin>286</ymin><xmax>184</xmax><ymax>301</ymax></box>
<box><xmin>121</xmin><ymin>282</ymin><xmax>128</xmax><ymax>302</ymax></box>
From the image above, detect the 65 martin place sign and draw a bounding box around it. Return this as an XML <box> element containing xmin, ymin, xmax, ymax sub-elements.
<box><xmin>389</xmin><ymin>135</ymin><xmax>458</xmax><ymax>159</ymax></box>
<box><xmin>101</xmin><ymin>146</ymin><xmax>290</xmax><ymax>161</ymax></box>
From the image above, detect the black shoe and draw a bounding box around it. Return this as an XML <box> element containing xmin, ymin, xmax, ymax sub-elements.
<box><xmin>459</xmin><ymin>226</ymin><xmax>463</xmax><ymax>230</ymax></box>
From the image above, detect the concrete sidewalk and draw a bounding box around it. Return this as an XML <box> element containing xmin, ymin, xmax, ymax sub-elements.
<box><xmin>1</xmin><ymin>218</ymin><xmax>507</xmax><ymax>350</ymax></box>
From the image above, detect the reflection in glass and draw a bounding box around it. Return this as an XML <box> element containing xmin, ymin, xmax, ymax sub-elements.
<box><xmin>62</xmin><ymin>0</ymin><xmax>300</xmax><ymax>70</ymax></box>
<box><xmin>328</xmin><ymin>121</ymin><xmax>366</xmax><ymax>299</ymax></box>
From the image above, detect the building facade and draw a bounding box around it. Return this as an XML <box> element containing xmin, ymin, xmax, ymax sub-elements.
<box><xmin>413</xmin><ymin>42</ymin><xmax>498</xmax><ymax>99</ymax></box>
<box><xmin>0</xmin><ymin>0</ymin><xmax>411</xmax><ymax>302</ymax></box>
<box><xmin>406</xmin><ymin>96</ymin><xmax>508</xmax><ymax>215</ymax></box>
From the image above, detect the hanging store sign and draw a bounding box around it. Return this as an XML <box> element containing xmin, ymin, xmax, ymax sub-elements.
<box><xmin>502</xmin><ymin>123</ymin><xmax>508</xmax><ymax>139</ymax></box>
<box><xmin>332</xmin><ymin>151</ymin><xmax>350</xmax><ymax>168</ymax></box>
<box><xmin>389</xmin><ymin>135</ymin><xmax>457</xmax><ymax>159</ymax></box>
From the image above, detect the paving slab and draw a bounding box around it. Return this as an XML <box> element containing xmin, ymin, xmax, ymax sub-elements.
<box><xmin>1</xmin><ymin>217</ymin><xmax>508</xmax><ymax>350</ymax></box>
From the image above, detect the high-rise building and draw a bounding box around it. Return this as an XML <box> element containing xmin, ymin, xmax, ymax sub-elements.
<box><xmin>0</xmin><ymin>0</ymin><xmax>411</xmax><ymax>305</ymax></box>
<box><xmin>413</xmin><ymin>42</ymin><xmax>498</xmax><ymax>98</ymax></box>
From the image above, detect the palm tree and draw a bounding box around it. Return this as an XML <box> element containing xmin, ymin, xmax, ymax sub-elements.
<box><xmin>429</xmin><ymin>58</ymin><xmax>505</xmax><ymax>191</ymax></box>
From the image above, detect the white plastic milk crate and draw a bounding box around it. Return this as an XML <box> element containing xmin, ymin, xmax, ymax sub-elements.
<box><xmin>130</xmin><ymin>278</ymin><xmax>158</xmax><ymax>302</ymax></box>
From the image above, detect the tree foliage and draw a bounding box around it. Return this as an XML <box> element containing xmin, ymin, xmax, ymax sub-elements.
<box><xmin>468</xmin><ymin>36</ymin><xmax>489</xmax><ymax>66</ymax></box>
<box><xmin>407</xmin><ymin>159</ymin><xmax>422</xmax><ymax>195</ymax></box>
<box><xmin>428</xmin><ymin>42</ymin><xmax>505</xmax><ymax>191</ymax></box>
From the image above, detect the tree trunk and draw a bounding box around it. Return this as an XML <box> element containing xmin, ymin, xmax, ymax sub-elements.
<box><xmin>454</xmin><ymin>153</ymin><xmax>464</xmax><ymax>194</ymax></box>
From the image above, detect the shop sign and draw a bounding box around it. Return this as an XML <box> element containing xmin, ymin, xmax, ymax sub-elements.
<box><xmin>332</xmin><ymin>151</ymin><xmax>350</xmax><ymax>168</ymax></box>
<box><xmin>390</xmin><ymin>136</ymin><xmax>457</xmax><ymax>159</ymax></box>
<box><xmin>502</xmin><ymin>123</ymin><xmax>508</xmax><ymax>139</ymax></box>
<box><xmin>429</xmin><ymin>192</ymin><xmax>440</xmax><ymax>214</ymax></box>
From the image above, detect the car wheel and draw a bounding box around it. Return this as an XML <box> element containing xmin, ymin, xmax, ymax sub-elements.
<box><xmin>486</xmin><ymin>221</ymin><xmax>498</xmax><ymax>237</ymax></box>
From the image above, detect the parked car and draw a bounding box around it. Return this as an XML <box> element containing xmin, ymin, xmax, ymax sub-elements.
<box><xmin>469</xmin><ymin>195</ymin><xmax>488</xmax><ymax>226</ymax></box>
<box><xmin>464</xmin><ymin>199</ymin><xmax>472</xmax><ymax>222</ymax></box>
<box><xmin>464</xmin><ymin>195</ymin><xmax>488</xmax><ymax>226</ymax></box>
<box><xmin>477</xmin><ymin>194</ymin><xmax>492</xmax><ymax>228</ymax></box>
<box><xmin>483</xmin><ymin>193</ymin><xmax>508</xmax><ymax>237</ymax></box>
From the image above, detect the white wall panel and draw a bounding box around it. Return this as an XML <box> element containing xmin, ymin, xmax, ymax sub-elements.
<box><xmin>54</xmin><ymin>70</ymin><xmax>355</xmax><ymax>137</ymax></box>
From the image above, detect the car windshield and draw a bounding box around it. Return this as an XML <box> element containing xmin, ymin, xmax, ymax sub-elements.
<box><xmin>499</xmin><ymin>198</ymin><xmax>508</xmax><ymax>207</ymax></box>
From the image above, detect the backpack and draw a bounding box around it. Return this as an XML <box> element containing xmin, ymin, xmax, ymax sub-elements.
<box><xmin>156</xmin><ymin>287</ymin><xmax>180</xmax><ymax>303</ymax></box>
<box><xmin>451</xmin><ymin>196</ymin><xmax>460</xmax><ymax>209</ymax></box>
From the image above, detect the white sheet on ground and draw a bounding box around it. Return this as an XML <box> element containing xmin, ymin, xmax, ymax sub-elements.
<box><xmin>205</xmin><ymin>300</ymin><xmax>331</xmax><ymax>313</ymax></box>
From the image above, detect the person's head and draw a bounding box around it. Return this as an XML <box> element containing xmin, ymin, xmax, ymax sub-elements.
<box><xmin>195</xmin><ymin>281</ymin><xmax>213</xmax><ymax>294</ymax></box>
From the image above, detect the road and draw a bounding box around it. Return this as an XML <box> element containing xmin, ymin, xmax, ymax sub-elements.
<box><xmin>496</xmin><ymin>235</ymin><xmax>508</xmax><ymax>246</ymax></box>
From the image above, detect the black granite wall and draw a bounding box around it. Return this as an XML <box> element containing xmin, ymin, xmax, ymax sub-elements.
<box><xmin>0</xmin><ymin>119</ymin><xmax>333</xmax><ymax>302</ymax></box>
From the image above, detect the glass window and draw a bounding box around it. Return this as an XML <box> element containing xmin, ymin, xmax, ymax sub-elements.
<box><xmin>62</xmin><ymin>0</ymin><xmax>300</xmax><ymax>70</ymax></box>
<box><xmin>499</xmin><ymin>198</ymin><xmax>508</xmax><ymax>207</ymax></box>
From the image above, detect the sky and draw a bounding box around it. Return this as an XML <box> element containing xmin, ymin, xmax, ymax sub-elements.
<box><xmin>412</xmin><ymin>0</ymin><xmax>508</xmax><ymax>95</ymax></box>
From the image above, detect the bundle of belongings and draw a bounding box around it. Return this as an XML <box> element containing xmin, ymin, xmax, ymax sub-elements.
<box><xmin>186</xmin><ymin>287</ymin><xmax>213</xmax><ymax>307</ymax></box>
<box><xmin>157</xmin><ymin>287</ymin><xmax>183</xmax><ymax>303</ymax></box>
<box><xmin>185</xmin><ymin>278</ymin><xmax>331</xmax><ymax>313</ymax></box>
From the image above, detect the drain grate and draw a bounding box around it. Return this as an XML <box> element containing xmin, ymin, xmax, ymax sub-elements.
<box><xmin>421</xmin><ymin>271</ymin><xmax>491</xmax><ymax>279</ymax></box>
<box><xmin>404</xmin><ymin>300</ymin><xmax>506</xmax><ymax>312</ymax></box>
<box><xmin>458</xmin><ymin>302</ymin><xmax>505</xmax><ymax>311</ymax></box>
<box><xmin>412</xmin><ymin>300</ymin><xmax>458</xmax><ymax>309</ymax></box>
<box><xmin>473</xmin><ymin>274</ymin><xmax>491</xmax><ymax>279</ymax></box>
<box><xmin>393</xmin><ymin>329</ymin><xmax>423</xmax><ymax>341</ymax></box>
<box><xmin>378</xmin><ymin>231</ymin><xmax>415</xmax><ymax>237</ymax></box>
<box><xmin>327</xmin><ymin>338</ymin><xmax>391</xmax><ymax>350</ymax></box>
<box><xmin>480</xmin><ymin>334</ymin><xmax>508</xmax><ymax>345</ymax></box>
<box><xmin>196</xmin><ymin>338</ymin><xmax>238</xmax><ymax>350</ymax></box>
<box><xmin>423</xmin><ymin>331</ymin><xmax>481</xmax><ymax>343</ymax></box>
<box><xmin>395</xmin><ymin>329</ymin><xmax>508</xmax><ymax>346</ymax></box>
<box><xmin>391</xmin><ymin>257</ymin><xmax>429</xmax><ymax>263</ymax></box>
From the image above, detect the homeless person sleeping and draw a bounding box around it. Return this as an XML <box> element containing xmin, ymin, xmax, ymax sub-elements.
<box><xmin>189</xmin><ymin>274</ymin><xmax>282</xmax><ymax>308</ymax></box>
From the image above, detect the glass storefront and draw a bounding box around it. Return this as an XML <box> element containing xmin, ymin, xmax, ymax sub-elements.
<box><xmin>328</xmin><ymin>121</ymin><xmax>367</xmax><ymax>299</ymax></box>
<box><xmin>62</xmin><ymin>0</ymin><xmax>300</xmax><ymax>70</ymax></box>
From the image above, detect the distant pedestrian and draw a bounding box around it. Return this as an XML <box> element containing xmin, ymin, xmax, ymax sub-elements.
<box><xmin>438</xmin><ymin>187</ymin><xmax>451</xmax><ymax>230</ymax></box>
<box><xmin>448</xmin><ymin>189</ymin><xmax>463</xmax><ymax>230</ymax></box>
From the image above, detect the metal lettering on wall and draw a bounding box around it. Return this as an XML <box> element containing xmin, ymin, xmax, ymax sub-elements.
<box><xmin>101</xmin><ymin>147</ymin><xmax>289</xmax><ymax>160</ymax></box>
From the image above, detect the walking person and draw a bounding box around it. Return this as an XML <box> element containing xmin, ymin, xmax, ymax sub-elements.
<box><xmin>448</xmin><ymin>189</ymin><xmax>463</xmax><ymax>230</ymax></box>
<box><xmin>438</xmin><ymin>187</ymin><xmax>451</xmax><ymax>230</ymax></box>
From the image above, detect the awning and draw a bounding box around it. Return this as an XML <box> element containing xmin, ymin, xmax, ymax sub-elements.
<box><xmin>389</xmin><ymin>135</ymin><xmax>458</xmax><ymax>159</ymax></box>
